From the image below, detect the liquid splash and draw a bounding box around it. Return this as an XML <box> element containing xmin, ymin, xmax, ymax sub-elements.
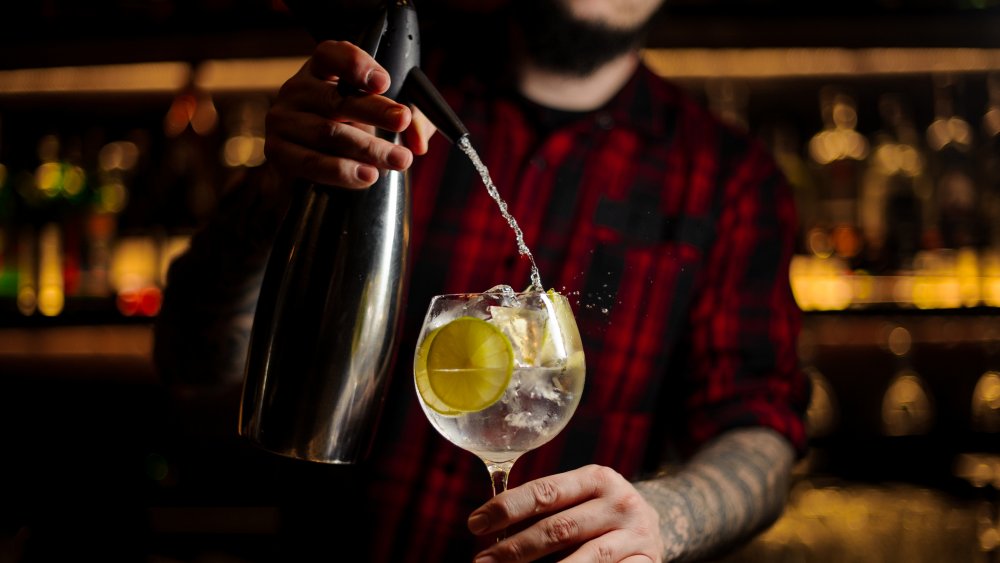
<box><xmin>458</xmin><ymin>136</ymin><xmax>543</xmax><ymax>292</ymax></box>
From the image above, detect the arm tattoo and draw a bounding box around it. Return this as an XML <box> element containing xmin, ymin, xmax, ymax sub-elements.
<box><xmin>634</xmin><ymin>427</ymin><xmax>795</xmax><ymax>562</ymax></box>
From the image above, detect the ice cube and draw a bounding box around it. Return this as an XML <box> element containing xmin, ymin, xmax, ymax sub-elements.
<box><xmin>505</xmin><ymin>411</ymin><xmax>544</xmax><ymax>433</ymax></box>
<box><xmin>525</xmin><ymin>375</ymin><xmax>563</xmax><ymax>405</ymax></box>
<box><xmin>483</xmin><ymin>284</ymin><xmax>520</xmax><ymax>307</ymax></box>
<box><xmin>457</xmin><ymin>288</ymin><xmax>506</xmax><ymax>320</ymax></box>
<box><xmin>484</xmin><ymin>284</ymin><xmax>515</xmax><ymax>295</ymax></box>
<box><xmin>488</xmin><ymin>305</ymin><xmax>545</xmax><ymax>367</ymax></box>
<box><xmin>428</xmin><ymin>298</ymin><xmax>468</xmax><ymax>330</ymax></box>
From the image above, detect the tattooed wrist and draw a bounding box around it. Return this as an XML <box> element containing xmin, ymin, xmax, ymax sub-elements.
<box><xmin>635</xmin><ymin>427</ymin><xmax>795</xmax><ymax>562</ymax></box>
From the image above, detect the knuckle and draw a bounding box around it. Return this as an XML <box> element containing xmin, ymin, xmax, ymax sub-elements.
<box><xmin>494</xmin><ymin>497</ymin><xmax>516</xmax><ymax>521</ymax></box>
<box><xmin>530</xmin><ymin>479</ymin><xmax>559</xmax><ymax>508</ymax></box>
<box><xmin>344</xmin><ymin>47</ymin><xmax>368</xmax><ymax>73</ymax></box>
<box><xmin>365</xmin><ymin>137</ymin><xmax>387</xmax><ymax>160</ymax></box>
<box><xmin>370</xmin><ymin>138</ymin><xmax>396</xmax><ymax>165</ymax></box>
<box><xmin>316</xmin><ymin>39</ymin><xmax>338</xmax><ymax>52</ymax></box>
<box><xmin>612</xmin><ymin>490</ymin><xmax>643</xmax><ymax>515</ymax></box>
<box><xmin>543</xmin><ymin>515</ymin><xmax>578</xmax><ymax>545</ymax></box>
<box><xmin>496</xmin><ymin>538</ymin><xmax>526</xmax><ymax>562</ymax></box>
<box><xmin>588</xmin><ymin>465</ymin><xmax>620</xmax><ymax>490</ymax></box>
<box><xmin>316</xmin><ymin>40</ymin><xmax>347</xmax><ymax>61</ymax></box>
<box><xmin>327</xmin><ymin>121</ymin><xmax>346</xmax><ymax>137</ymax></box>
<box><xmin>594</xmin><ymin>543</ymin><xmax>616</xmax><ymax>563</ymax></box>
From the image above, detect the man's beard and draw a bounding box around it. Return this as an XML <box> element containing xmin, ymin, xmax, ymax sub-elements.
<box><xmin>511</xmin><ymin>0</ymin><xmax>651</xmax><ymax>76</ymax></box>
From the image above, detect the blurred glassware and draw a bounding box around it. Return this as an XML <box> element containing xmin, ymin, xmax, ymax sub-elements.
<box><xmin>882</xmin><ymin>369</ymin><xmax>935</xmax><ymax>436</ymax></box>
<box><xmin>972</xmin><ymin>371</ymin><xmax>1000</xmax><ymax>433</ymax></box>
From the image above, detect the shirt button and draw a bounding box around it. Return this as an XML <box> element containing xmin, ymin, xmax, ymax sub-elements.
<box><xmin>595</xmin><ymin>112</ymin><xmax>614</xmax><ymax>130</ymax></box>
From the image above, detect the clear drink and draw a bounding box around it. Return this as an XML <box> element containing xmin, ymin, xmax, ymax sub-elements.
<box><xmin>420</xmin><ymin>364</ymin><xmax>585</xmax><ymax>463</ymax></box>
<box><xmin>413</xmin><ymin>287</ymin><xmax>586</xmax><ymax>499</ymax></box>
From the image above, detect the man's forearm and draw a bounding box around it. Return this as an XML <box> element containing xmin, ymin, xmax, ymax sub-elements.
<box><xmin>634</xmin><ymin>427</ymin><xmax>795</xmax><ymax>562</ymax></box>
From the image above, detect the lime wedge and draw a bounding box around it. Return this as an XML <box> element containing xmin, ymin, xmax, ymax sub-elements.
<box><xmin>415</xmin><ymin>316</ymin><xmax>514</xmax><ymax>414</ymax></box>
<box><xmin>538</xmin><ymin>290</ymin><xmax>583</xmax><ymax>367</ymax></box>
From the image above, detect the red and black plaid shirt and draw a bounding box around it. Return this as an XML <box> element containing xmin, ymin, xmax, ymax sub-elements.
<box><xmin>345</xmin><ymin>63</ymin><xmax>809</xmax><ymax>561</ymax></box>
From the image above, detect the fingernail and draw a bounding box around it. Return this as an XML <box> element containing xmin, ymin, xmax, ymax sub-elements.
<box><xmin>388</xmin><ymin>147</ymin><xmax>411</xmax><ymax>170</ymax></box>
<box><xmin>467</xmin><ymin>512</ymin><xmax>489</xmax><ymax>534</ymax></box>
<box><xmin>356</xmin><ymin>165</ymin><xmax>378</xmax><ymax>184</ymax></box>
<box><xmin>474</xmin><ymin>555</ymin><xmax>497</xmax><ymax>563</ymax></box>
<box><xmin>366</xmin><ymin>69</ymin><xmax>389</xmax><ymax>91</ymax></box>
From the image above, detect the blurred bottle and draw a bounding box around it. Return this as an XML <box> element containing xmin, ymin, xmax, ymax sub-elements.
<box><xmin>221</xmin><ymin>96</ymin><xmax>267</xmax><ymax>170</ymax></box>
<box><xmin>155</xmin><ymin>77</ymin><xmax>219</xmax><ymax>229</ymax></box>
<box><xmin>0</xmin><ymin>114</ymin><xmax>15</xmax><ymax>300</ymax></box>
<box><xmin>981</xmin><ymin>73</ymin><xmax>1000</xmax><ymax>251</ymax></box>
<box><xmin>808</xmin><ymin>87</ymin><xmax>870</xmax><ymax>264</ymax></box>
<box><xmin>37</xmin><ymin>222</ymin><xmax>64</xmax><ymax>317</ymax></box>
<box><xmin>12</xmin><ymin>130</ymin><xmax>114</xmax><ymax>314</ymax></box>
<box><xmin>86</xmin><ymin>133</ymin><xmax>145</xmax><ymax>298</ymax></box>
<box><xmin>860</xmin><ymin>95</ymin><xmax>929</xmax><ymax>273</ymax></box>
<box><xmin>16</xmin><ymin>226</ymin><xmax>36</xmax><ymax>316</ymax></box>
<box><xmin>926</xmin><ymin>74</ymin><xmax>980</xmax><ymax>250</ymax></box>
<box><xmin>59</xmin><ymin>134</ymin><xmax>91</xmax><ymax>302</ymax></box>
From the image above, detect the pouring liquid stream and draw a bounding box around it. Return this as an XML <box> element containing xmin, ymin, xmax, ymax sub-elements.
<box><xmin>458</xmin><ymin>136</ymin><xmax>544</xmax><ymax>292</ymax></box>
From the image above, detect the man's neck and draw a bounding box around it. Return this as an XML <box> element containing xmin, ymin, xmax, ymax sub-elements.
<box><xmin>517</xmin><ymin>51</ymin><xmax>640</xmax><ymax>112</ymax></box>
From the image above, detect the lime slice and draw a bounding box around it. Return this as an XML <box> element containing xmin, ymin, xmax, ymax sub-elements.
<box><xmin>415</xmin><ymin>316</ymin><xmax>514</xmax><ymax>414</ymax></box>
<box><xmin>414</xmin><ymin>327</ymin><xmax>459</xmax><ymax>416</ymax></box>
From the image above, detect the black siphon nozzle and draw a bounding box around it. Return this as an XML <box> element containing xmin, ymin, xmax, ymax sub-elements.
<box><xmin>403</xmin><ymin>67</ymin><xmax>470</xmax><ymax>145</ymax></box>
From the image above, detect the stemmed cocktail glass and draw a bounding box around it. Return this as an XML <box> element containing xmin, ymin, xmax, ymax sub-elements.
<box><xmin>413</xmin><ymin>287</ymin><xmax>586</xmax><ymax>506</ymax></box>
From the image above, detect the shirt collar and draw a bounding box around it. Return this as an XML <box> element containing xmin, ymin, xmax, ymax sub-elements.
<box><xmin>596</xmin><ymin>62</ymin><xmax>678</xmax><ymax>140</ymax></box>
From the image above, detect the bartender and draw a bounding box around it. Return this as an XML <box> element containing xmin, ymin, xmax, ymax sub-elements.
<box><xmin>155</xmin><ymin>0</ymin><xmax>809</xmax><ymax>560</ymax></box>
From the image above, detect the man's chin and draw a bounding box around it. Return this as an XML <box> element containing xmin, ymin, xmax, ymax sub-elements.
<box><xmin>513</xmin><ymin>0</ymin><xmax>647</xmax><ymax>77</ymax></box>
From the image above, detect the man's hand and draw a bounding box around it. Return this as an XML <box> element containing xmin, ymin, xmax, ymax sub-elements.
<box><xmin>264</xmin><ymin>40</ymin><xmax>436</xmax><ymax>189</ymax></box>
<box><xmin>468</xmin><ymin>465</ymin><xmax>665</xmax><ymax>562</ymax></box>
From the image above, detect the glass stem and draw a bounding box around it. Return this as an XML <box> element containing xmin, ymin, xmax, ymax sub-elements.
<box><xmin>486</xmin><ymin>460</ymin><xmax>515</xmax><ymax>542</ymax></box>
<box><xmin>487</xmin><ymin>461</ymin><xmax>513</xmax><ymax>496</ymax></box>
